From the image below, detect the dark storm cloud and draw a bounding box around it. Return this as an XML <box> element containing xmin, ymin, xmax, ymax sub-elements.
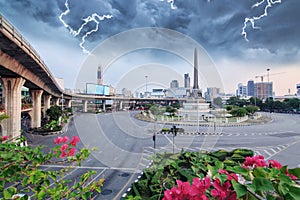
<box><xmin>0</xmin><ymin>0</ymin><xmax>299</xmax><ymax>63</ymax></box>
<box><xmin>0</xmin><ymin>0</ymin><xmax>61</xmax><ymax>27</ymax></box>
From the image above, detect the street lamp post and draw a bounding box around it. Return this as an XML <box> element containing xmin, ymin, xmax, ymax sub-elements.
<box><xmin>61</xmin><ymin>93</ymin><xmax>64</xmax><ymax>112</ymax></box>
<box><xmin>145</xmin><ymin>75</ymin><xmax>148</xmax><ymax>97</ymax></box>
<box><xmin>267</xmin><ymin>68</ymin><xmax>272</xmax><ymax>118</ymax></box>
<box><xmin>267</xmin><ymin>68</ymin><xmax>270</xmax><ymax>83</ymax></box>
<box><xmin>196</xmin><ymin>99</ymin><xmax>199</xmax><ymax>132</ymax></box>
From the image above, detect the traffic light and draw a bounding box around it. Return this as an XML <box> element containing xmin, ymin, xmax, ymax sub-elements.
<box><xmin>152</xmin><ymin>133</ymin><xmax>156</xmax><ymax>141</ymax></box>
<box><xmin>173</xmin><ymin>125</ymin><xmax>177</xmax><ymax>137</ymax></box>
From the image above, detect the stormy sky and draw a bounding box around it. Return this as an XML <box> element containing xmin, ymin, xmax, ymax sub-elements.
<box><xmin>0</xmin><ymin>0</ymin><xmax>299</xmax><ymax>95</ymax></box>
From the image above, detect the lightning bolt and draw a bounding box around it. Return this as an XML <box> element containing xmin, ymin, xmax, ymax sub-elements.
<box><xmin>160</xmin><ymin>0</ymin><xmax>177</xmax><ymax>9</ymax></box>
<box><xmin>242</xmin><ymin>0</ymin><xmax>282</xmax><ymax>41</ymax></box>
<box><xmin>59</xmin><ymin>0</ymin><xmax>112</xmax><ymax>54</ymax></box>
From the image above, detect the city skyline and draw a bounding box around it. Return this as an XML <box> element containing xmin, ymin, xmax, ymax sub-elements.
<box><xmin>0</xmin><ymin>1</ymin><xmax>299</xmax><ymax>96</ymax></box>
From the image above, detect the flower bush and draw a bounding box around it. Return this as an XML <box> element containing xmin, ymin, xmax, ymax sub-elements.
<box><xmin>125</xmin><ymin>150</ymin><xmax>300</xmax><ymax>200</ymax></box>
<box><xmin>0</xmin><ymin>135</ymin><xmax>104</xmax><ymax>199</ymax></box>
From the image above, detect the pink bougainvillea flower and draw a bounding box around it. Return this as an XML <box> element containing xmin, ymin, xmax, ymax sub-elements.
<box><xmin>54</xmin><ymin>136</ymin><xmax>70</xmax><ymax>144</ymax></box>
<box><xmin>69</xmin><ymin>136</ymin><xmax>80</xmax><ymax>146</ymax></box>
<box><xmin>54</xmin><ymin>136</ymin><xmax>64</xmax><ymax>144</ymax></box>
<box><xmin>268</xmin><ymin>159</ymin><xmax>282</xmax><ymax>170</ymax></box>
<box><xmin>269</xmin><ymin>160</ymin><xmax>297</xmax><ymax>179</ymax></box>
<box><xmin>68</xmin><ymin>147</ymin><xmax>76</xmax><ymax>156</ymax></box>
<box><xmin>62</xmin><ymin>136</ymin><xmax>69</xmax><ymax>143</ymax></box>
<box><xmin>1</xmin><ymin>135</ymin><xmax>9</xmax><ymax>141</ymax></box>
<box><xmin>163</xmin><ymin>180</ymin><xmax>192</xmax><ymax>200</ymax></box>
<box><xmin>243</xmin><ymin>155</ymin><xmax>267</xmax><ymax>168</ymax></box>
<box><xmin>190</xmin><ymin>177</ymin><xmax>210</xmax><ymax>196</ymax></box>
<box><xmin>218</xmin><ymin>169</ymin><xmax>238</xmax><ymax>181</ymax></box>
<box><xmin>286</xmin><ymin>169</ymin><xmax>297</xmax><ymax>180</ymax></box>
<box><xmin>211</xmin><ymin>179</ymin><xmax>236</xmax><ymax>200</ymax></box>
<box><xmin>59</xmin><ymin>150</ymin><xmax>67</xmax><ymax>158</ymax></box>
<box><xmin>189</xmin><ymin>177</ymin><xmax>210</xmax><ymax>200</ymax></box>
<box><xmin>60</xmin><ymin>144</ymin><xmax>68</xmax><ymax>152</ymax></box>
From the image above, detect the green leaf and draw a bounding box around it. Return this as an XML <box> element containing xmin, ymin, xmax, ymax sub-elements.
<box><xmin>132</xmin><ymin>183</ymin><xmax>140</xmax><ymax>196</ymax></box>
<box><xmin>214</xmin><ymin>174</ymin><xmax>228</xmax><ymax>184</ymax></box>
<box><xmin>227</xmin><ymin>165</ymin><xmax>249</xmax><ymax>177</ymax></box>
<box><xmin>207</xmin><ymin>164</ymin><xmax>218</xmax><ymax>177</ymax></box>
<box><xmin>231</xmin><ymin>180</ymin><xmax>247</xmax><ymax>198</ymax></box>
<box><xmin>276</xmin><ymin>182</ymin><xmax>289</xmax><ymax>196</ymax></box>
<box><xmin>214</xmin><ymin>160</ymin><xmax>224</xmax><ymax>169</ymax></box>
<box><xmin>38</xmin><ymin>190</ymin><xmax>46</xmax><ymax>199</ymax></box>
<box><xmin>278</xmin><ymin>174</ymin><xmax>293</xmax><ymax>184</ymax></box>
<box><xmin>244</xmin><ymin>191</ymin><xmax>261</xmax><ymax>200</ymax></box>
<box><xmin>288</xmin><ymin>168</ymin><xmax>300</xmax><ymax>179</ymax></box>
<box><xmin>3</xmin><ymin>187</ymin><xmax>16</xmax><ymax>199</ymax></box>
<box><xmin>253</xmin><ymin>177</ymin><xmax>274</xmax><ymax>192</ymax></box>
<box><xmin>266</xmin><ymin>194</ymin><xmax>276</xmax><ymax>200</ymax></box>
<box><xmin>253</xmin><ymin>167</ymin><xmax>269</xmax><ymax>178</ymax></box>
<box><xmin>287</xmin><ymin>185</ymin><xmax>300</xmax><ymax>199</ymax></box>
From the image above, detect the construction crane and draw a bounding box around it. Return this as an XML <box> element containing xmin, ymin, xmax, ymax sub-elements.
<box><xmin>255</xmin><ymin>72</ymin><xmax>285</xmax><ymax>82</ymax></box>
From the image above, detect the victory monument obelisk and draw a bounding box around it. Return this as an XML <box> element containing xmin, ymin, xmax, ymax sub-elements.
<box><xmin>192</xmin><ymin>48</ymin><xmax>202</xmax><ymax>98</ymax></box>
<box><xmin>180</xmin><ymin>48</ymin><xmax>211</xmax><ymax>121</ymax></box>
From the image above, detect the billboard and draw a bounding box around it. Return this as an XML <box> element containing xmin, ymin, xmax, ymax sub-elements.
<box><xmin>86</xmin><ymin>83</ymin><xmax>111</xmax><ymax>95</ymax></box>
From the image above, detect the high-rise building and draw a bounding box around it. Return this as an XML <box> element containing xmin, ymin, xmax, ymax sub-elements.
<box><xmin>184</xmin><ymin>73</ymin><xmax>190</xmax><ymax>89</ymax></box>
<box><xmin>236</xmin><ymin>83</ymin><xmax>247</xmax><ymax>97</ymax></box>
<box><xmin>205</xmin><ymin>87</ymin><xmax>220</xmax><ymax>102</ymax></box>
<box><xmin>170</xmin><ymin>80</ymin><xmax>179</xmax><ymax>88</ymax></box>
<box><xmin>297</xmin><ymin>84</ymin><xmax>300</xmax><ymax>96</ymax></box>
<box><xmin>97</xmin><ymin>65</ymin><xmax>103</xmax><ymax>85</ymax></box>
<box><xmin>247</xmin><ymin>80</ymin><xmax>255</xmax><ymax>97</ymax></box>
<box><xmin>255</xmin><ymin>82</ymin><xmax>273</xmax><ymax>100</ymax></box>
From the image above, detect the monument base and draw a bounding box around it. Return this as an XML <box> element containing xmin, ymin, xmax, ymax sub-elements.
<box><xmin>180</xmin><ymin>97</ymin><xmax>212</xmax><ymax>121</ymax></box>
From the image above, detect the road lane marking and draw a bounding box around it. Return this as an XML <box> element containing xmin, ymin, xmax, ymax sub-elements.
<box><xmin>263</xmin><ymin>150</ymin><xmax>272</xmax><ymax>156</ymax></box>
<box><xmin>39</xmin><ymin>164</ymin><xmax>138</xmax><ymax>172</ymax></box>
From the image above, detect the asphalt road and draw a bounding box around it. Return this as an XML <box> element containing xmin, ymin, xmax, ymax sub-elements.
<box><xmin>24</xmin><ymin>111</ymin><xmax>300</xmax><ymax>199</ymax></box>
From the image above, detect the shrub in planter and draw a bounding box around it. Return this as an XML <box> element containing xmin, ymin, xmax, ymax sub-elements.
<box><xmin>125</xmin><ymin>150</ymin><xmax>300</xmax><ymax>200</ymax></box>
<box><xmin>46</xmin><ymin>105</ymin><xmax>63</xmax><ymax>121</ymax></box>
<box><xmin>233</xmin><ymin>149</ymin><xmax>254</xmax><ymax>157</ymax></box>
<box><xmin>208</xmin><ymin>150</ymin><xmax>229</xmax><ymax>161</ymax></box>
<box><xmin>231</xmin><ymin>153</ymin><xmax>246</xmax><ymax>163</ymax></box>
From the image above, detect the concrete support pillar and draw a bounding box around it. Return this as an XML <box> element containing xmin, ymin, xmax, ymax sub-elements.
<box><xmin>31</xmin><ymin>90</ymin><xmax>43</xmax><ymax>128</ymax></box>
<box><xmin>102</xmin><ymin>100</ymin><xmax>106</xmax><ymax>112</ymax></box>
<box><xmin>66</xmin><ymin>99</ymin><xmax>72</xmax><ymax>108</ymax></box>
<box><xmin>119</xmin><ymin>101</ymin><xmax>123</xmax><ymax>110</ymax></box>
<box><xmin>52</xmin><ymin>97</ymin><xmax>59</xmax><ymax>106</ymax></box>
<box><xmin>82</xmin><ymin>100</ymin><xmax>87</xmax><ymax>112</ymax></box>
<box><xmin>43</xmin><ymin>94</ymin><xmax>51</xmax><ymax>118</ymax></box>
<box><xmin>1</xmin><ymin>77</ymin><xmax>25</xmax><ymax>139</ymax></box>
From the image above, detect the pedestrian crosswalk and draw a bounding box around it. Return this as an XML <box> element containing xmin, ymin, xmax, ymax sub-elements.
<box><xmin>158</xmin><ymin>131</ymin><xmax>222</xmax><ymax>135</ymax></box>
<box><xmin>138</xmin><ymin>142</ymin><xmax>293</xmax><ymax>165</ymax></box>
<box><xmin>156</xmin><ymin>131</ymin><xmax>297</xmax><ymax>137</ymax></box>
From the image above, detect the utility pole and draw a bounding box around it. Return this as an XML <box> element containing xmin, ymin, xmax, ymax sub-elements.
<box><xmin>145</xmin><ymin>75</ymin><xmax>148</xmax><ymax>97</ymax></box>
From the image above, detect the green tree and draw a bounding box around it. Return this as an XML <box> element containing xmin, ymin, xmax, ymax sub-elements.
<box><xmin>225</xmin><ymin>105</ymin><xmax>233</xmax><ymax>111</ymax></box>
<box><xmin>230</xmin><ymin>107</ymin><xmax>247</xmax><ymax>117</ymax></box>
<box><xmin>245</xmin><ymin>105</ymin><xmax>258</xmax><ymax>115</ymax></box>
<box><xmin>226</xmin><ymin>96</ymin><xmax>247</xmax><ymax>107</ymax></box>
<box><xmin>284</xmin><ymin>98</ymin><xmax>300</xmax><ymax>111</ymax></box>
<box><xmin>249</xmin><ymin>97</ymin><xmax>262</xmax><ymax>107</ymax></box>
<box><xmin>213</xmin><ymin>97</ymin><xmax>223</xmax><ymax>108</ymax></box>
<box><xmin>46</xmin><ymin>105</ymin><xmax>63</xmax><ymax>121</ymax></box>
<box><xmin>273</xmin><ymin>100</ymin><xmax>285</xmax><ymax>112</ymax></box>
<box><xmin>265</xmin><ymin>97</ymin><xmax>275</xmax><ymax>111</ymax></box>
<box><xmin>166</xmin><ymin>105</ymin><xmax>177</xmax><ymax>115</ymax></box>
